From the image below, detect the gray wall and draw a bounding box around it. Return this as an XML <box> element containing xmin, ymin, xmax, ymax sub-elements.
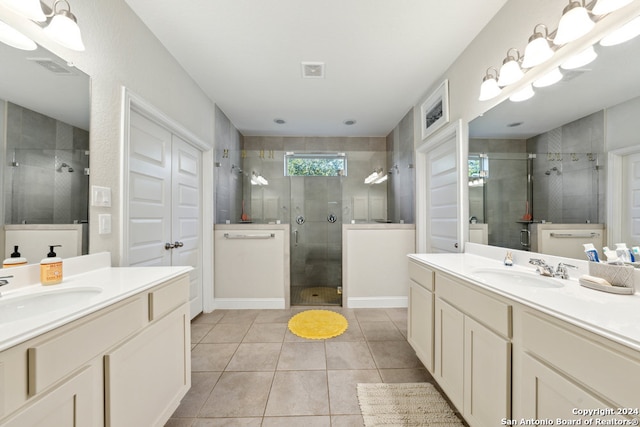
<box><xmin>386</xmin><ymin>108</ymin><xmax>415</xmax><ymax>224</ymax></box>
<box><xmin>4</xmin><ymin>102</ymin><xmax>89</xmax><ymax>225</ymax></box>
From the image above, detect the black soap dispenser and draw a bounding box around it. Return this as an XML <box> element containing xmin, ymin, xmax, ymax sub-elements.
<box><xmin>3</xmin><ymin>245</ymin><xmax>27</xmax><ymax>268</ymax></box>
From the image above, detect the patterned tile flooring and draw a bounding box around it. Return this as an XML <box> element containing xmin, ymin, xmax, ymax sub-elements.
<box><xmin>164</xmin><ymin>306</ymin><xmax>447</xmax><ymax>426</ymax></box>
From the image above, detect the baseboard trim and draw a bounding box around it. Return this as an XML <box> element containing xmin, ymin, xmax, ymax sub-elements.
<box><xmin>212</xmin><ymin>298</ymin><xmax>285</xmax><ymax>310</ymax></box>
<box><xmin>346</xmin><ymin>296</ymin><xmax>408</xmax><ymax>308</ymax></box>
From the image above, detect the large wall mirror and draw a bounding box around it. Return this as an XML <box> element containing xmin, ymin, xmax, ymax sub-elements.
<box><xmin>468</xmin><ymin>30</ymin><xmax>640</xmax><ymax>259</ymax></box>
<box><xmin>0</xmin><ymin>41</ymin><xmax>90</xmax><ymax>261</ymax></box>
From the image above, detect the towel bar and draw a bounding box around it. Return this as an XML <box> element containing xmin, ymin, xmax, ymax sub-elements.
<box><xmin>223</xmin><ymin>233</ymin><xmax>275</xmax><ymax>239</ymax></box>
<box><xmin>549</xmin><ymin>232</ymin><xmax>600</xmax><ymax>238</ymax></box>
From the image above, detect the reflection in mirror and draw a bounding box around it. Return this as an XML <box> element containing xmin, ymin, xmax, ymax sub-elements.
<box><xmin>0</xmin><ymin>41</ymin><xmax>90</xmax><ymax>260</ymax></box>
<box><xmin>469</xmin><ymin>27</ymin><xmax>640</xmax><ymax>259</ymax></box>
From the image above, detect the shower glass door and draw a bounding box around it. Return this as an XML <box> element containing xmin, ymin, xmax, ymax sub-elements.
<box><xmin>287</xmin><ymin>154</ymin><xmax>344</xmax><ymax>306</ymax></box>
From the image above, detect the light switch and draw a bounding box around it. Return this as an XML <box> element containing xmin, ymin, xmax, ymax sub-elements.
<box><xmin>98</xmin><ymin>214</ymin><xmax>111</xmax><ymax>234</ymax></box>
<box><xmin>91</xmin><ymin>185</ymin><xmax>111</xmax><ymax>207</ymax></box>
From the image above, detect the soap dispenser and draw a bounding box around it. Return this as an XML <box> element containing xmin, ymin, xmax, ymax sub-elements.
<box><xmin>3</xmin><ymin>246</ymin><xmax>27</xmax><ymax>268</ymax></box>
<box><xmin>40</xmin><ymin>245</ymin><xmax>63</xmax><ymax>285</ymax></box>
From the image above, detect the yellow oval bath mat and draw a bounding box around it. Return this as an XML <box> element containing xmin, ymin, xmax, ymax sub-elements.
<box><xmin>288</xmin><ymin>309</ymin><xmax>348</xmax><ymax>340</ymax></box>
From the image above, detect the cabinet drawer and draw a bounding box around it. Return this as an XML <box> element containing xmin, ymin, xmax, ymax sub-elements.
<box><xmin>436</xmin><ymin>272</ymin><xmax>511</xmax><ymax>338</ymax></box>
<box><xmin>408</xmin><ymin>261</ymin><xmax>434</xmax><ymax>291</ymax></box>
<box><xmin>149</xmin><ymin>274</ymin><xmax>189</xmax><ymax>321</ymax></box>
<box><xmin>521</xmin><ymin>310</ymin><xmax>640</xmax><ymax>409</ymax></box>
<box><xmin>28</xmin><ymin>296</ymin><xmax>147</xmax><ymax>395</ymax></box>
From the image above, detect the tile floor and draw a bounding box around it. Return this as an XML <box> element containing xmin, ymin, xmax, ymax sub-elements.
<box><xmin>164</xmin><ymin>306</ymin><xmax>456</xmax><ymax>427</ymax></box>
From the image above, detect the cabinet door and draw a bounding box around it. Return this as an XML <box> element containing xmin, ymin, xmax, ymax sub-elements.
<box><xmin>408</xmin><ymin>281</ymin><xmax>434</xmax><ymax>372</ymax></box>
<box><xmin>434</xmin><ymin>297</ymin><xmax>464</xmax><ymax>411</ymax></box>
<box><xmin>0</xmin><ymin>366</ymin><xmax>94</xmax><ymax>427</ymax></box>
<box><xmin>464</xmin><ymin>317</ymin><xmax>511</xmax><ymax>427</ymax></box>
<box><xmin>104</xmin><ymin>306</ymin><xmax>190</xmax><ymax>427</ymax></box>
<box><xmin>520</xmin><ymin>353</ymin><xmax>622</xmax><ymax>422</ymax></box>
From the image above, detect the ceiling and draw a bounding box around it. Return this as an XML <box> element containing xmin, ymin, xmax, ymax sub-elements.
<box><xmin>124</xmin><ymin>0</ymin><xmax>509</xmax><ymax>137</ymax></box>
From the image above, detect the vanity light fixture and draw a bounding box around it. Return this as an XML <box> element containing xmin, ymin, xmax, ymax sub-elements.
<box><xmin>42</xmin><ymin>0</ymin><xmax>85</xmax><ymax>51</ymax></box>
<box><xmin>560</xmin><ymin>45</ymin><xmax>597</xmax><ymax>69</ymax></box>
<box><xmin>478</xmin><ymin>67</ymin><xmax>502</xmax><ymax>101</ymax></box>
<box><xmin>592</xmin><ymin>0</ymin><xmax>633</xmax><ymax>15</ymax></box>
<box><xmin>533</xmin><ymin>67</ymin><xmax>563</xmax><ymax>88</ymax></box>
<box><xmin>522</xmin><ymin>24</ymin><xmax>555</xmax><ymax>68</ymax></box>
<box><xmin>554</xmin><ymin>0</ymin><xmax>595</xmax><ymax>45</ymax></box>
<box><xmin>1</xmin><ymin>0</ymin><xmax>47</xmax><ymax>22</ymax></box>
<box><xmin>0</xmin><ymin>20</ymin><xmax>37</xmax><ymax>50</ymax></box>
<box><xmin>509</xmin><ymin>84</ymin><xmax>535</xmax><ymax>102</ymax></box>
<box><xmin>497</xmin><ymin>48</ymin><xmax>524</xmax><ymax>86</ymax></box>
<box><xmin>599</xmin><ymin>15</ymin><xmax>640</xmax><ymax>46</ymax></box>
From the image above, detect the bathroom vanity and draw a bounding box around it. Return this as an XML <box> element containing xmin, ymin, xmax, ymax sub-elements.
<box><xmin>0</xmin><ymin>253</ymin><xmax>192</xmax><ymax>426</ymax></box>
<box><xmin>408</xmin><ymin>243</ymin><xmax>640</xmax><ymax>427</ymax></box>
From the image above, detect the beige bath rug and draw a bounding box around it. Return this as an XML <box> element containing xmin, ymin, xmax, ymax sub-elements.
<box><xmin>357</xmin><ymin>382</ymin><xmax>464</xmax><ymax>426</ymax></box>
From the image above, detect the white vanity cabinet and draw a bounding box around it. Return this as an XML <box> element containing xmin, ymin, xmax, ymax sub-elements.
<box><xmin>0</xmin><ymin>274</ymin><xmax>191</xmax><ymax>427</ymax></box>
<box><xmin>434</xmin><ymin>272</ymin><xmax>512</xmax><ymax>427</ymax></box>
<box><xmin>512</xmin><ymin>306</ymin><xmax>640</xmax><ymax>423</ymax></box>
<box><xmin>407</xmin><ymin>260</ymin><xmax>434</xmax><ymax>372</ymax></box>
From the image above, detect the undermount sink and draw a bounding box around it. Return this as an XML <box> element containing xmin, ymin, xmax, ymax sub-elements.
<box><xmin>0</xmin><ymin>287</ymin><xmax>103</xmax><ymax>322</ymax></box>
<box><xmin>470</xmin><ymin>268</ymin><xmax>564</xmax><ymax>288</ymax></box>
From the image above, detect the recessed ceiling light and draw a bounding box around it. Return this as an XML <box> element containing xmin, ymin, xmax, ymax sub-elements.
<box><xmin>343</xmin><ymin>119</ymin><xmax>357</xmax><ymax>126</ymax></box>
<box><xmin>274</xmin><ymin>118</ymin><xmax>286</xmax><ymax>124</ymax></box>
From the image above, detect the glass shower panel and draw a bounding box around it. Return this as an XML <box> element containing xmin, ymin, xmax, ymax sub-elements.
<box><xmin>289</xmin><ymin>175</ymin><xmax>343</xmax><ymax>306</ymax></box>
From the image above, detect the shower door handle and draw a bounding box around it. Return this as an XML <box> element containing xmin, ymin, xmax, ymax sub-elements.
<box><xmin>294</xmin><ymin>229</ymin><xmax>298</xmax><ymax>245</ymax></box>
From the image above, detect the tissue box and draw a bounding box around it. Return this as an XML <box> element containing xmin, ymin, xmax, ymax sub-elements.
<box><xmin>588</xmin><ymin>263</ymin><xmax>635</xmax><ymax>291</ymax></box>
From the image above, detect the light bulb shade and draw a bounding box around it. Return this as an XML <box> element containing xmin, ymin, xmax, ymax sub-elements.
<box><xmin>43</xmin><ymin>10</ymin><xmax>85</xmax><ymax>51</ymax></box>
<box><xmin>509</xmin><ymin>84</ymin><xmax>535</xmax><ymax>102</ymax></box>
<box><xmin>592</xmin><ymin>0</ymin><xmax>633</xmax><ymax>15</ymax></box>
<box><xmin>533</xmin><ymin>67</ymin><xmax>563</xmax><ymax>88</ymax></box>
<box><xmin>561</xmin><ymin>45</ymin><xmax>597</xmax><ymax>69</ymax></box>
<box><xmin>0</xmin><ymin>20</ymin><xmax>37</xmax><ymax>50</ymax></box>
<box><xmin>498</xmin><ymin>59</ymin><xmax>524</xmax><ymax>86</ymax></box>
<box><xmin>478</xmin><ymin>76</ymin><xmax>501</xmax><ymax>101</ymax></box>
<box><xmin>554</xmin><ymin>2</ymin><xmax>595</xmax><ymax>45</ymax></box>
<box><xmin>600</xmin><ymin>16</ymin><xmax>640</xmax><ymax>46</ymax></box>
<box><xmin>522</xmin><ymin>36</ymin><xmax>554</xmax><ymax>68</ymax></box>
<box><xmin>2</xmin><ymin>0</ymin><xmax>46</xmax><ymax>22</ymax></box>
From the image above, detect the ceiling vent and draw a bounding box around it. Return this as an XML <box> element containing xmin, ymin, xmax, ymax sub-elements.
<box><xmin>28</xmin><ymin>58</ymin><xmax>75</xmax><ymax>75</ymax></box>
<box><xmin>301</xmin><ymin>62</ymin><xmax>325</xmax><ymax>79</ymax></box>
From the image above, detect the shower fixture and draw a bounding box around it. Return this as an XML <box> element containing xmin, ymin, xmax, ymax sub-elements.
<box><xmin>57</xmin><ymin>162</ymin><xmax>74</xmax><ymax>172</ymax></box>
<box><xmin>544</xmin><ymin>166</ymin><xmax>561</xmax><ymax>175</ymax></box>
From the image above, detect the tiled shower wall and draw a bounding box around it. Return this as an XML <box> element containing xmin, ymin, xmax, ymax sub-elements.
<box><xmin>527</xmin><ymin>110</ymin><xmax>604</xmax><ymax>225</ymax></box>
<box><xmin>214</xmin><ymin>106</ymin><xmax>243</xmax><ymax>224</ymax></box>
<box><xmin>4</xmin><ymin>102</ymin><xmax>89</xmax><ymax>225</ymax></box>
<box><xmin>386</xmin><ymin>108</ymin><xmax>415</xmax><ymax>224</ymax></box>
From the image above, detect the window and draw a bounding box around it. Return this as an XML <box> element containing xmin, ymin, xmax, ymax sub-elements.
<box><xmin>284</xmin><ymin>153</ymin><xmax>347</xmax><ymax>177</ymax></box>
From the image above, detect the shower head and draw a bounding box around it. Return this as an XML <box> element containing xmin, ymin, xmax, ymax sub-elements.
<box><xmin>57</xmin><ymin>162</ymin><xmax>74</xmax><ymax>172</ymax></box>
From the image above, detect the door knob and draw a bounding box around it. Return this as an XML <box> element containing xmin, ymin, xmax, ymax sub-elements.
<box><xmin>165</xmin><ymin>243</ymin><xmax>175</xmax><ymax>250</ymax></box>
<box><xmin>174</xmin><ymin>241</ymin><xmax>184</xmax><ymax>248</ymax></box>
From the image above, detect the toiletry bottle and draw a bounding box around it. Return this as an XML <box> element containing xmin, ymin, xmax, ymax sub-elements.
<box><xmin>615</xmin><ymin>243</ymin><xmax>632</xmax><ymax>262</ymax></box>
<box><xmin>3</xmin><ymin>245</ymin><xmax>27</xmax><ymax>268</ymax></box>
<box><xmin>583</xmin><ymin>243</ymin><xmax>600</xmax><ymax>262</ymax></box>
<box><xmin>40</xmin><ymin>245</ymin><xmax>63</xmax><ymax>285</ymax></box>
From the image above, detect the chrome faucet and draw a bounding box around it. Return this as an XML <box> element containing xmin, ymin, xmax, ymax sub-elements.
<box><xmin>529</xmin><ymin>258</ymin><xmax>554</xmax><ymax>277</ymax></box>
<box><xmin>554</xmin><ymin>262</ymin><xmax>577</xmax><ymax>280</ymax></box>
<box><xmin>0</xmin><ymin>275</ymin><xmax>13</xmax><ymax>297</ymax></box>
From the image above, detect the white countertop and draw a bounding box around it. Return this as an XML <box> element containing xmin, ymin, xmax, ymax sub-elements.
<box><xmin>0</xmin><ymin>253</ymin><xmax>191</xmax><ymax>352</ymax></box>
<box><xmin>409</xmin><ymin>245</ymin><xmax>640</xmax><ymax>352</ymax></box>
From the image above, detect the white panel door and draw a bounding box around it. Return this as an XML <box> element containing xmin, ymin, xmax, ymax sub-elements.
<box><xmin>172</xmin><ymin>136</ymin><xmax>202</xmax><ymax>318</ymax></box>
<box><xmin>622</xmin><ymin>152</ymin><xmax>640</xmax><ymax>246</ymax></box>
<box><xmin>128</xmin><ymin>111</ymin><xmax>172</xmax><ymax>267</ymax></box>
<box><xmin>427</xmin><ymin>132</ymin><xmax>460</xmax><ymax>252</ymax></box>
<box><xmin>128</xmin><ymin>111</ymin><xmax>203</xmax><ymax>318</ymax></box>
